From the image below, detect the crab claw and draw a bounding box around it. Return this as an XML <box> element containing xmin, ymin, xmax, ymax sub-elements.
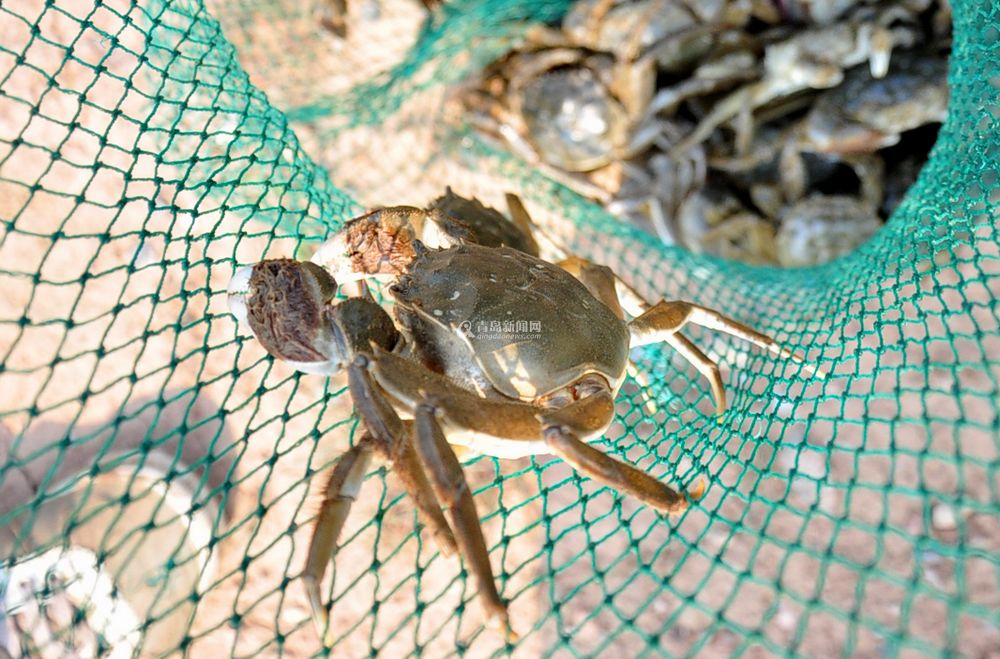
<box><xmin>311</xmin><ymin>207</ymin><xmax>428</xmax><ymax>282</ymax></box>
<box><xmin>310</xmin><ymin>231</ymin><xmax>365</xmax><ymax>284</ymax></box>
<box><xmin>227</xmin><ymin>264</ymin><xmax>257</xmax><ymax>337</ymax></box>
<box><xmin>227</xmin><ymin>259</ymin><xmax>344</xmax><ymax>375</ymax></box>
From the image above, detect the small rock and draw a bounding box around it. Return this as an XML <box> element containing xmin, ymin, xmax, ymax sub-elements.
<box><xmin>775</xmin><ymin>604</ymin><xmax>798</xmax><ymax>630</ymax></box>
<box><xmin>932</xmin><ymin>503</ymin><xmax>957</xmax><ymax>532</ymax></box>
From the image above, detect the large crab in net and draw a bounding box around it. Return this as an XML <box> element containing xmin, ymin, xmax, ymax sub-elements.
<box><xmin>226</xmin><ymin>190</ymin><xmax>811</xmax><ymax>642</ymax></box>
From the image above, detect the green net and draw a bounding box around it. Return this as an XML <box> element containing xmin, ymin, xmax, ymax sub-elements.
<box><xmin>0</xmin><ymin>0</ymin><xmax>997</xmax><ymax>656</ymax></box>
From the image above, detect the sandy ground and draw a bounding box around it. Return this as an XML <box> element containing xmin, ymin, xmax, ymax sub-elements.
<box><xmin>0</xmin><ymin>0</ymin><xmax>997</xmax><ymax>657</ymax></box>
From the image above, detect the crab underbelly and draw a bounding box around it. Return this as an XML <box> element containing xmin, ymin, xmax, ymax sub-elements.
<box><xmin>444</xmin><ymin>421</ymin><xmax>611</xmax><ymax>459</ymax></box>
<box><xmin>446</xmin><ymin>430</ymin><xmax>549</xmax><ymax>459</ymax></box>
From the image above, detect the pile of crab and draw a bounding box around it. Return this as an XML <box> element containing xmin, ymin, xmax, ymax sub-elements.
<box><xmin>458</xmin><ymin>0</ymin><xmax>951</xmax><ymax>266</ymax></box>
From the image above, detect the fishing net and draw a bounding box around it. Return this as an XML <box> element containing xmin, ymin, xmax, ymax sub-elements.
<box><xmin>0</xmin><ymin>0</ymin><xmax>997</xmax><ymax>656</ymax></box>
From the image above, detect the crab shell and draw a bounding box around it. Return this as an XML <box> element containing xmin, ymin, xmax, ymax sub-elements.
<box><xmin>492</xmin><ymin>47</ymin><xmax>633</xmax><ymax>173</ymax></box>
<box><xmin>428</xmin><ymin>188</ymin><xmax>539</xmax><ymax>255</ymax></box>
<box><xmin>390</xmin><ymin>244</ymin><xmax>630</xmax><ymax>403</ymax></box>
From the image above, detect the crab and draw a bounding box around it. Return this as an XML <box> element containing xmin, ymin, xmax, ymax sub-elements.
<box><xmin>459</xmin><ymin>0</ymin><xmax>747</xmax><ymax>181</ymax></box>
<box><xmin>459</xmin><ymin>38</ymin><xmax>709</xmax><ymax>245</ymax></box>
<box><xmin>606</xmin><ymin>121</ymin><xmax>708</xmax><ymax>245</ymax></box>
<box><xmin>675</xmin><ymin>181</ymin><xmax>779</xmax><ymax>264</ymax></box>
<box><xmin>461</xmin><ymin>0</ymin><xmax>767</xmax><ymax>180</ymax></box>
<box><xmin>560</xmin><ymin>0</ymin><xmax>769</xmax><ymax>72</ymax></box>
<box><xmin>798</xmin><ymin>50</ymin><xmax>949</xmax><ymax>157</ymax></box>
<box><xmin>463</xmin><ymin>43</ymin><xmax>656</xmax><ymax>176</ymax></box>
<box><xmin>228</xmin><ymin>191</ymin><xmax>815</xmax><ymax>642</ymax></box>
<box><xmin>775</xmin><ymin>193</ymin><xmax>882</xmax><ymax>266</ymax></box>
<box><xmin>706</xmin><ymin>121</ymin><xmax>887</xmax><ymax>219</ymax></box>
<box><xmin>713</xmin><ymin>50</ymin><xmax>949</xmax><ymax>222</ymax></box>
<box><xmin>671</xmin><ymin>2</ymin><xmax>923</xmax><ymax>156</ymax></box>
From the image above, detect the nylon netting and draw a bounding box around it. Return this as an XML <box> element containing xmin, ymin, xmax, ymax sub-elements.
<box><xmin>0</xmin><ymin>0</ymin><xmax>997</xmax><ymax>656</ymax></box>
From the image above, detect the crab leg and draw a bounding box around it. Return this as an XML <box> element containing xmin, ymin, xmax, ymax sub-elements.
<box><xmin>354</xmin><ymin>352</ymin><xmax>514</xmax><ymax>637</ymax></box>
<box><xmin>539</xmin><ymin>388</ymin><xmax>698</xmax><ymax>515</ymax></box>
<box><xmin>556</xmin><ymin>257</ymin><xmax>822</xmax><ymax>394</ymax></box>
<box><xmin>663</xmin><ymin>331</ymin><xmax>727</xmax><ymax>418</ymax></box>
<box><xmin>347</xmin><ymin>361</ymin><xmax>459</xmax><ymax>557</ymax></box>
<box><xmin>301</xmin><ymin>361</ymin><xmax>462</xmax><ymax>646</ymax></box>
<box><xmin>413</xmin><ymin>403</ymin><xmax>514</xmax><ymax>641</ymax></box>
<box><xmin>543</xmin><ymin>425</ymin><xmax>696</xmax><ymax>515</ymax></box>
<box><xmin>503</xmin><ymin>193</ymin><xmax>541</xmax><ymax>257</ymax></box>
<box><xmin>631</xmin><ymin>300</ymin><xmax>808</xmax><ymax>362</ymax></box>
<box><xmin>625</xmin><ymin>360</ymin><xmax>662</xmax><ymax>418</ymax></box>
<box><xmin>556</xmin><ymin>257</ymin><xmax>817</xmax><ymax>418</ymax></box>
<box><xmin>629</xmin><ymin>300</ymin><xmax>820</xmax><ymax>415</ymax></box>
<box><xmin>303</xmin><ymin>436</ymin><xmax>376</xmax><ymax>643</ymax></box>
<box><xmin>369</xmin><ymin>345</ymin><xmax>699</xmax><ymax>525</ymax></box>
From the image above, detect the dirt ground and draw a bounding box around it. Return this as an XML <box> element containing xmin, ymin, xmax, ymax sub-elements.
<box><xmin>1</xmin><ymin>0</ymin><xmax>997</xmax><ymax>657</ymax></box>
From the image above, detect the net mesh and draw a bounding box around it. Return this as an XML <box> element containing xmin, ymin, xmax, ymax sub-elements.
<box><xmin>0</xmin><ymin>0</ymin><xmax>997</xmax><ymax>656</ymax></box>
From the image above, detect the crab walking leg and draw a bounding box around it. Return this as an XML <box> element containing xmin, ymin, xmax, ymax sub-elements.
<box><xmin>541</xmin><ymin>392</ymin><xmax>698</xmax><ymax>516</ymax></box>
<box><xmin>303</xmin><ymin>437</ymin><xmax>376</xmax><ymax>642</ymax></box>
<box><xmin>627</xmin><ymin>301</ymin><xmax>737</xmax><ymax>416</ymax></box>
<box><xmin>412</xmin><ymin>403</ymin><xmax>514</xmax><ymax>641</ymax></box>
<box><xmin>610</xmin><ymin>275</ymin><xmax>653</xmax><ymax>318</ymax></box>
<box><xmin>368</xmin><ymin>348</ymin><xmax>701</xmax><ymax>608</ymax></box>
<box><xmin>372</xmin><ymin>345</ymin><xmax>699</xmax><ymax>515</ymax></box>
<box><xmin>303</xmin><ymin>417</ymin><xmax>459</xmax><ymax>644</ymax></box>
<box><xmin>347</xmin><ymin>361</ymin><xmax>459</xmax><ymax>556</ymax></box>
<box><xmin>629</xmin><ymin>301</ymin><xmax>821</xmax><ymax>414</ymax></box>
<box><xmin>503</xmin><ymin>193</ymin><xmax>541</xmax><ymax>257</ymax></box>
<box><xmin>668</xmin><ymin>332</ymin><xmax>727</xmax><ymax>418</ymax></box>
<box><xmin>631</xmin><ymin>300</ymin><xmax>818</xmax><ymax>371</ymax></box>
<box><xmin>574</xmin><ymin>262</ymin><xmax>820</xmax><ymax>381</ymax></box>
<box><xmin>543</xmin><ymin>427</ymin><xmax>696</xmax><ymax>515</ymax></box>
<box><xmin>625</xmin><ymin>360</ymin><xmax>661</xmax><ymax>418</ymax></box>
